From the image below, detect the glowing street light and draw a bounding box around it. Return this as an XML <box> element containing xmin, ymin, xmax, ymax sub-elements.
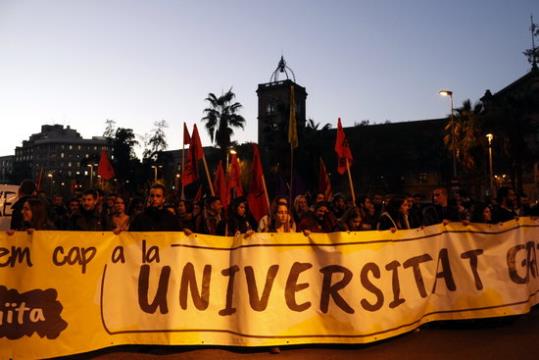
<box><xmin>47</xmin><ymin>172</ymin><xmax>53</xmax><ymax>197</ymax></box>
<box><xmin>151</xmin><ymin>165</ymin><xmax>163</xmax><ymax>183</ymax></box>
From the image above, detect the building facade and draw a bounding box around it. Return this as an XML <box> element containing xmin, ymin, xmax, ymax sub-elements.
<box><xmin>12</xmin><ymin>124</ymin><xmax>109</xmax><ymax>192</ymax></box>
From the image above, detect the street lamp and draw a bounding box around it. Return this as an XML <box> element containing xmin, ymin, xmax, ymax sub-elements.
<box><xmin>486</xmin><ymin>133</ymin><xmax>494</xmax><ymax>198</ymax></box>
<box><xmin>87</xmin><ymin>164</ymin><xmax>94</xmax><ymax>188</ymax></box>
<box><xmin>439</xmin><ymin>89</ymin><xmax>457</xmax><ymax>178</ymax></box>
<box><xmin>151</xmin><ymin>165</ymin><xmax>163</xmax><ymax>183</ymax></box>
<box><xmin>226</xmin><ymin>148</ymin><xmax>237</xmax><ymax>170</ymax></box>
<box><xmin>47</xmin><ymin>172</ymin><xmax>53</xmax><ymax>197</ymax></box>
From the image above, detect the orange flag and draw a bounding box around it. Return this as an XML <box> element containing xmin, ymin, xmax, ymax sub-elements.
<box><xmin>98</xmin><ymin>149</ymin><xmax>115</xmax><ymax>180</ymax></box>
<box><xmin>335</xmin><ymin>118</ymin><xmax>353</xmax><ymax>175</ymax></box>
<box><xmin>247</xmin><ymin>144</ymin><xmax>269</xmax><ymax>222</ymax></box>
<box><xmin>213</xmin><ymin>161</ymin><xmax>229</xmax><ymax>208</ymax></box>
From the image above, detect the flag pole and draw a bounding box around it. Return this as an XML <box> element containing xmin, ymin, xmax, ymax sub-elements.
<box><xmin>289</xmin><ymin>144</ymin><xmax>294</xmax><ymax>205</ymax></box>
<box><xmin>288</xmin><ymin>84</ymin><xmax>297</xmax><ymax>205</ymax></box>
<box><xmin>181</xmin><ymin>122</ymin><xmax>186</xmax><ymax>200</ymax></box>
<box><xmin>260</xmin><ymin>166</ymin><xmax>271</xmax><ymax>214</ymax></box>
<box><xmin>202</xmin><ymin>155</ymin><xmax>215</xmax><ymax>196</ymax></box>
<box><xmin>345</xmin><ymin>159</ymin><xmax>356</xmax><ymax>205</ymax></box>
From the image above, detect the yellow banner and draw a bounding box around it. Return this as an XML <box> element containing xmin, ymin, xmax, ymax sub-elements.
<box><xmin>1</xmin><ymin>219</ymin><xmax>539</xmax><ymax>359</ymax></box>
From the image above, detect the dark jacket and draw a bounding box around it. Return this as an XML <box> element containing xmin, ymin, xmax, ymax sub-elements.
<box><xmin>298</xmin><ymin>212</ymin><xmax>340</xmax><ymax>233</ymax></box>
<box><xmin>10</xmin><ymin>195</ymin><xmax>31</xmax><ymax>230</ymax></box>
<box><xmin>492</xmin><ymin>206</ymin><xmax>517</xmax><ymax>223</ymax></box>
<box><xmin>422</xmin><ymin>204</ymin><xmax>461</xmax><ymax>226</ymax></box>
<box><xmin>70</xmin><ymin>208</ymin><xmax>111</xmax><ymax>231</ymax></box>
<box><xmin>130</xmin><ymin>207</ymin><xmax>181</xmax><ymax>231</ymax></box>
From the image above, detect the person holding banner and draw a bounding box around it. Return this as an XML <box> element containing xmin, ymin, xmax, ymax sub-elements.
<box><xmin>269</xmin><ymin>202</ymin><xmax>295</xmax><ymax>233</ymax></box>
<box><xmin>10</xmin><ymin>179</ymin><xmax>36</xmax><ymax>230</ymax></box>
<box><xmin>292</xmin><ymin>194</ymin><xmax>311</xmax><ymax>225</ymax></box>
<box><xmin>110</xmin><ymin>195</ymin><xmax>130</xmax><ymax>233</ymax></box>
<box><xmin>194</xmin><ymin>196</ymin><xmax>225</xmax><ymax>235</ymax></box>
<box><xmin>6</xmin><ymin>197</ymin><xmax>55</xmax><ymax>234</ymax></box>
<box><xmin>298</xmin><ymin>201</ymin><xmax>339</xmax><ymax>234</ymax></box>
<box><xmin>176</xmin><ymin>199</ymin><xmax>195</xmax><ymax>230</ymax></box>
<box><xmin>226</xmin><ymin>197</ymin><xmax>256</xmax><ymax>237</ymax></box>
<box><xmin>130</xmin><ymin>184</ymin><xmax>181</xmax><ymax>232</ymax></box>
<box><xmin>377</xmin><ymin>196</ymin><xmax>412</xmax><ymax>231</ymax></box>
<box><xmin>70</xmin><ymin>189</ymin><xmax>111</xmax><ymax>231</ymax></box>
<box><xmin>342</xmin><ymin>206</ymin><xmax>364</xmax><ymax>231</ymax></box>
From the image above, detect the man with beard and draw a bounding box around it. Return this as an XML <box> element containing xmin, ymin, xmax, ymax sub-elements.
<box><xmin>70</xmin><ymin>189</ymin><xmax>111</xmax><ymax>231</ymax></box>
<box><xmin>298</xmin><ymin>201</ymin><xmax>340</xmax><ymax>234</ymax></box>
<box><xmin>130</xmin><ymin>184</ymin><xmax>181</xmax><ymax>232</ymax></box>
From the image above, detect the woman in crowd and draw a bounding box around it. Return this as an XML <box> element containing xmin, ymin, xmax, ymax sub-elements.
<box><xmin>471</xmin><ymin>203</ymin><xmax>494</xmax><ymax>224</ymax></box>
<box><xmin>377</xmin><ymin>196</ymin><xmax>411</xmax><ymax>231</ymax></box>
<box><xmin>258</xmin><ymin>196</ymin><xmax>295</xmax><ymax>232</ymax></box>
<box><xmin>269</xmin><ymin>202</ymin><xmax>294</xmax><ymax>233</ymax></box>
<box><xmin>342</xmin><ymin>207</ymin><xmax>364</xmax><ymax>231</ymax></box>
<box><xmin>110</xmin><ymin>195</ymin><xmax>130</xmax><ymax>233</ymax></box>
<box><xmin>176</xmin><ymin>200</ymin><xmax>195</xmax><ymax>230</ymax></box>
<box><xmin>227</xmin><ymin>197</ymin><xmax>257</xmax><ymax>236</ymax></box>
<box><xmin>10</xmin><ymin>197</ymin><xmax>55</xmax><ymax>232</ymax></box>
<box><xmin>293</xmin><ymin>194</ymin><xmax>311</xmax><ymax>224</ymax></box>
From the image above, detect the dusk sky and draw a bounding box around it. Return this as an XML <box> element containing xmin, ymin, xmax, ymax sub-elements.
<box><xmin>1</xmin><ymin>0</ymin><xmax>538</xmax><ymax>157</ymax></box>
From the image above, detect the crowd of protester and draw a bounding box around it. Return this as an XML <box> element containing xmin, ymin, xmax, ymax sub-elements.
<box><xmin>6</xmin><ymin>178</ymin><xmax>536</xmax><ymax>236</ymax></box>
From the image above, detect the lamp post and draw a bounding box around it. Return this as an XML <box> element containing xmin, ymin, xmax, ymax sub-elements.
<box><xmin>486</xmin><ymin>133</ymin><xmax>494</xmax><ymax>198</ymax></box>
<box><xmin>87</xmin><ymin>164</ymin><xmax>94</xmax><ymax>188</ymax></box>
<box><xmin>439</xmin><ymin>89</ymin><xmax>457</xmax><ymax>178</ymax></box>
<box><xmin>151</xmin><ymin>165</ymin><xmax>162</xmax><ymax>183</ymax></box>
<box><xmin>47</xmin><ymin>172</ymin><xmax>53</xmax><ymax>197</ymax></box>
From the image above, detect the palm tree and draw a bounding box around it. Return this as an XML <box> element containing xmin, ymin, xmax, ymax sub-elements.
<box><xmin>201</xmin><ymin>89</ymin><xmax>246</xmax><ymax>159</ymax></box>
<box><xmin>443</xmin><ymin>99</ymin><xmax>484</xmax><ymax>171</ymax></box>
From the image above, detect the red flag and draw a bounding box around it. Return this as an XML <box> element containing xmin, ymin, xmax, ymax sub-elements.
<box><xmin>181</xmin><ymin>146</ymin><xmax>198</xmax><ymax>186</ymax></box>
<box><xmin>35</xmin><ymin>167</ymin><xmax>44</xmax><ymax>192</ymax></box>
<box><xmin>335</xmin><ymin>118</ymin><xmax>353</xmax><ymax>175</ymax></box>
<box><xmin>182</xmin><ymin>124</ymin><xmax>204</xmax><ymax>186</ymax></box>
<box><xmin>227</xmin><ymin>153</ymin><xmax>243</xmax><ymax>198</ymax></box>
<box><xmin>319</xmin><ymin>158</ymin><xmax>333</xmax><ymax>200</ymax></box>
<box><xmin>98</xmin><ymin>149</ymin><xmax>115</xmax><ymax>180</ymax></box>
<box><xmin>247</xmin><ymin>144</ymin><xmax>269</xmax><ymax>222</ymax></box>
<box><xmin>193</xmin><ymin>184</ymin><xmax>203</xmax><ymax>203</ymax></box>
<box><xmin>183</xmin><ymin>123</ymin><xmax>191</xmax><ymax>145</ymax></box>
<box><xmin>191</xmin><ymin>124</ymin><xmax>204</xmax><ymax>161</ymax></box>
<box><xmin>213</xmin><ymin>161</ymin><xmax>229</xmax><ymax>208</ymax></box>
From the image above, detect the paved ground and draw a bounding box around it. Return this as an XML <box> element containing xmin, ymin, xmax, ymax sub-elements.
<box><xmin>66</xmin><ymin>305</ymin><xmax>539</xmax><ymax>360</ymax></box>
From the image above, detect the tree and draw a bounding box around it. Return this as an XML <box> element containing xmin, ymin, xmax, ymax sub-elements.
<box><xmin>523</xmin><ymin>16</ymin><xmax>539</xmax><ymax>68</ymax></box>
<box><xmin>103</xmin><ymin>119</ymin><xmax>116</xmax><ymax>139</ymax></box>
<box><xmin>112</xmin><ymin>127</ymin><xmax>139</xmax><ymax>178</ymax></box>
<box><xmin>443</xmin><ymin>99</ymin><xmax>484</xmax><ymax>171</ymax></box>
<box><xmin>201</xmin><ymin>88</ymin><xmax>246</xmax><ymax>159</ymax></box>
<box><xmin>143</xmin><ymin>120</ymin><xmax>168</xmax><ymax>161</ymax></box>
